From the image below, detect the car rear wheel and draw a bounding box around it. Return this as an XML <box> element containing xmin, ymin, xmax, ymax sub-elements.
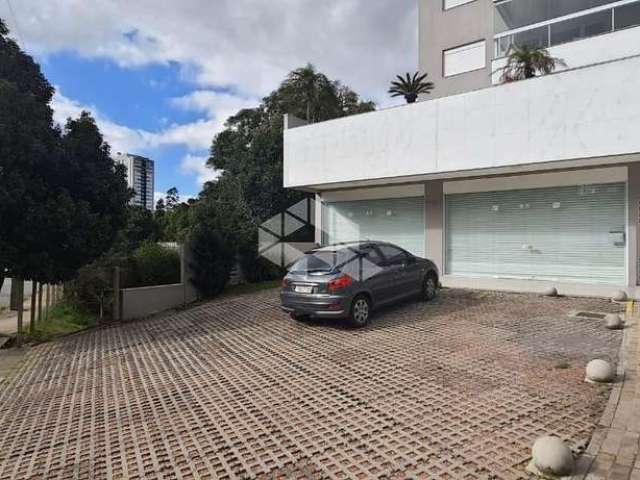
<box><xmin>290</xmin><ymin>312</ymin><xmax>309</xmax><ymax>322</ymax></box>
<box><xmin>422</xmin><ymin>273</ymin><xmax>438</xmax><ymax>301</ymax></box>
<box><xmin>349</xmin><ymin>295</ymin><xmax>371</xmax><ymax>328</ymax></box>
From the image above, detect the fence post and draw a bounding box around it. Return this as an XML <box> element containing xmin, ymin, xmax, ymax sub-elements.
<box><xmin>45</xmin><ymin>284</ymin><xmax>51</xmax><ymax>320</ymax></box>
<box><xmin>113</xmin><ymin>267</ymin><xmax>121</xmax><ymax>321</ymax></box>
<box><xmin>37</xmin><ymin>282</ymin><xmax>43</xmax><ymax>323</ymax></box>
<box><xmin>15</xmin><ymin>279</ymin><xmax>24</xmax><ymax>347</ymax></box>
<box><xmin>29</xmin><ymin>283</ymin><xmax>37</xmax><ymax>333</ymax></box>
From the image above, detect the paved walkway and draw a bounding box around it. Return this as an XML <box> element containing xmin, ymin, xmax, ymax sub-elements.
<box><xmin>0</xmin><ymin>290</ymin><xmax>626</xmax><ymax>479</ymax></box>
<box><xmin>572</xmin><ymin>307</ymin><xmax>640</xmax><ymax>480</ymax></box>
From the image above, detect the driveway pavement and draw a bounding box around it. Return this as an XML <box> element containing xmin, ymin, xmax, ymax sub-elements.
<box><xmin>0</xmin><ymin>289</ymin><xmax>624</xmax><ymax>479</ymax></box>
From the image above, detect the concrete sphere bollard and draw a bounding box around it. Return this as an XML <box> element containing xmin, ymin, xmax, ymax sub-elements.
<box><xmin>605</xmin><ymin>314</ymin><xmax>623</xmax><ymax>330</ymax></box>
<box><xmin>586</xmin><ymin>359</ymin><xmax>615</xmax><ymax>383</ymax></box>
<box><xmin>530</xmin><ymin>436</ymin><xmax>575</xmax><ymax>477</ymax></box>
<box><xmin>612</xmin><ymin>290</ymin><xmax>627</xmax><ymax>302</ymax></box>
<box><xmin>542</xmin><ymin>287</ymin><xmax>558</xmax><ymax>297</ymax></box>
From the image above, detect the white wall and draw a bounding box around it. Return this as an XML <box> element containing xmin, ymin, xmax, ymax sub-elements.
<box><xmin>492</xmin><ymin>26</ymin><xmax>640</xmax><ymax>84</ymax></box>
<box><xmin>284</xmin><ymin>54</ymin><xmax>640</xmax><ymax>189</ymax></box>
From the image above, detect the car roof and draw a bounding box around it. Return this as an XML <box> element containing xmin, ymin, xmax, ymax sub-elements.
<box><xmin>312</xmin><ymin>241</ymin><xmax>391</xmax><ymax>253</ymax></box>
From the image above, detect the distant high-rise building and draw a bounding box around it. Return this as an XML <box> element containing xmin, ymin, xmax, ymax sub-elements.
<box><xmin>114</xmin><ymin>152</ymin><xmax>155</xmax><ymax>210</ymax></box>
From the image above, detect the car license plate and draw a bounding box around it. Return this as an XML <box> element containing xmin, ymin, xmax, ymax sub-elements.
<box><xmin>295</xmin><ymin>285</ymin><xmax>313</xmax><ymax>294</ymax></box>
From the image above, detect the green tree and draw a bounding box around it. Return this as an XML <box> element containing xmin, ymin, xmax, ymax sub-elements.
<box><xmin>155</xmin><ymin>198</ymin><xmax>166</xmax><ymax>213</ymax></box>
<box><xmin>112</xmin><ymin>205</ymin><xmax>158</xmax><ymax>254</ymax></box>
<box><xmin>199</xmin><ymin>65</ymin><xmax>374</xmax><ymax>287</ymax></box>
<box><xmin>54</xmin><ymin>112</ymin><xmax>131</xmax><ymax>273</ymax></box>
<box><xmin>388</xmin><ymin>72</ymin><xmax>434</xmax><ymax>104</ymax></box>
<box><xmin>0</xmin><ymin>18</ymin><xmax>59</xmax><ymax>289</ymax></box>
<box><xmin>1</xmin><ymin>21</ymin><xmax>129</xmax><ymax>291</ymax></box>
<box><xmin>164</xmin><ymin>187</ymin><xmax>179</xmax><ymax>209</ymax></box>
<box><xmin>497</xmin><ymin>45</ymin><xmax>566</xmax><ymax>82</ymax></box>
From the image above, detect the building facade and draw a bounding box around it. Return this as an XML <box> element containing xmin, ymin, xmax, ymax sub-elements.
<box><xmin>283</xmin><ymin>0</ymin><xmax>640</xmax><ymax>297</ymax></box>
<box><xmin>114</xmin><ymin>152</ymin><xmax>155</xmax><ymax>211</ymax></box>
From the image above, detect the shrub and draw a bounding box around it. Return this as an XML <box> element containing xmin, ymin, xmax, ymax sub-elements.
<box><xmin>189</xmin><ymin>226</ymin><xmax>234</xmax><ymax>297</ymax></box>
<box><xmin>65</xmin><ymin>254</ymin><xmax>132</xmax><ymax>317</ymax></box>
<box><xmin>131</xmin><ymin>242</ymin><xmax>180</xmax><ymax>287</ymax></box>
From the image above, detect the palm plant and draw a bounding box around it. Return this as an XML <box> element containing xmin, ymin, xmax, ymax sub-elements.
<box><xmin>388</xmin><ymin>72</ymin><xmax>434</xmax><ymax>104</ymax></box>
<box><xmin>281</xmin><ymin>63</ymin><xmax>337</xmax><ymax>123</ymax></box>
<box><xmin>497</xmin><ymin>45</ymin><xmax>566</xmax><ymax>82</ymax></box>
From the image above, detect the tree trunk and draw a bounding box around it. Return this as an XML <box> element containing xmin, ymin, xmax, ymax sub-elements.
<box><xmin>0</xmin><ymin>272</ymin><xmax>4</xmax><ymax>294</ymax></box>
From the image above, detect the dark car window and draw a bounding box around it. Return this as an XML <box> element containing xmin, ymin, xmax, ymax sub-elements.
<box><xmin>377</xmin><ymin>245</ymin><xmax>410</xmax><ymax>266</ymax></box>
<box><xmin>289</xmin><ymin>251</ymin><xmax>338</xmax><ymax>273</ymax></box>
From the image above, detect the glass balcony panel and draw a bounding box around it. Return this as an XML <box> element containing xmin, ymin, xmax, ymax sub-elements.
<box><xmin>550</xmin><ymin>10</ymin><xmax>612</xmax><ymax>46</ymax></box>
<box><xmin>495</xmin><ymin>0</ymin><xmax>618</xmax><ymax>33</ymax></box>
<box><xmin>496</xmin><ymin>25</ymin><xmax>548</xmax><ymax>57</ymax></box>
<box><xmin>615</xmin><ymin>2</ymin><xmax>640</xmax><ymax>30</ymax></box>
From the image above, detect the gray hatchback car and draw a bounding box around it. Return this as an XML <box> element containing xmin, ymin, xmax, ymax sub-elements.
<box><xmin>280</xmin><ymin>241</ymin><xmax>439</xmax><ymax>327</ymax></box>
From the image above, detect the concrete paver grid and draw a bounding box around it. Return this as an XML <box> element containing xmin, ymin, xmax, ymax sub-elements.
<box><xmin>0</xmin><ymin>289</ymin><xmax>623</xmax><ymax>479</ymax></box>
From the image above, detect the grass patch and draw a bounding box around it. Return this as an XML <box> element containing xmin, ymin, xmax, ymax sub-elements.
<box><xmin>220</xmin><ymin>280</ymin><xmax>281</xmax><ymax>298</ymax></box>
<box><xmin>26</xmin><ymin>303</ymin><xmax>95</xmax><ymax>343</ymax></box>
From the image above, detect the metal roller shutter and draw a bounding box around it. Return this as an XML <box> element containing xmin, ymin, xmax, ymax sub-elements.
<box><xmin>445</xmin><ymin>182</ymin><xmax>626</xmax><ymax>284</ymax></box>
<box><xmin>323</xmin><ymin>197</ymin><xmax>425</xmax><ymax>257</ymax></box>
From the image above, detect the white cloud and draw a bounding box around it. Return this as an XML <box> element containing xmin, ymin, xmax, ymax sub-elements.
<box><xmin>51</xmin><ymin>90</ymin><xmax>216</xmax><ymax>153</ymax></box>
<box><xmin>179</xmin><ymin>154</ymin><xmax>220</xmax><ymax>186</ymax></box>
<box><xmin>2</xmin><ymin>0</ymin><xmax>418</xmax><ymax>104</ymax></box>
<box><xmin>171</xmin><ymin>90</ymin><xmax>258</xmax><ymax>126</ymax></box>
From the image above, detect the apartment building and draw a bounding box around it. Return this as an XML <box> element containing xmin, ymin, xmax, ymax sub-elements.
<box><xmin>283</xmin><ymin>0</ymin><xmax>640</xmax><ymax>297</ymax></box>
<box><xmin>114</xmin><ymin>152</ymin><xmax>155</xmax><ymax>211</ymax></box>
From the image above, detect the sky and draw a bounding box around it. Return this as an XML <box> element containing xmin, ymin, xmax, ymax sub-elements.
<box><xmin>0</xmin><ymin>0</ymin><xmax>418</xmax><ymax>201</ymax></box>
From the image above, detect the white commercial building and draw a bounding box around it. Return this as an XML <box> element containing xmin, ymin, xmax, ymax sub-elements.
<box><xmin>283</xmin><ymin>0</ymin><xmax>640</xmax><ymax>297</ymax></box>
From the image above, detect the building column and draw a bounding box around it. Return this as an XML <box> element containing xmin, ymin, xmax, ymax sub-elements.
<box><xmin>425</xmin><ymin>180</ymin><xmax>444</xmax><ymax>275</ymax></box>
<box><xmin>628</xmin><ymin>164</ymin><xmax>640</xmax><ymax>288</ymax></box>
<box><xmin>314</xmin><ymin>193</ymin><xmax>323</xmax><ymax>245</ymax></box>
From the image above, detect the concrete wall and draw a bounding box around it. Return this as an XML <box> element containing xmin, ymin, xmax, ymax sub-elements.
<box><xmin>120</xmin><ymin>244</ymin><xmax>198</xmax><ymax>320</ymax></box>
<box><xmin>424</xmin><ymin>180</ymin><xmax>444</xmax><ymax>275</ymax></box>
<box><xmin>121</xmin><ymin>284</ymin><xmax>186</xmax><ymax>321</ymax></box>
<box><xmin>284</xmin><ymin>55</ymin><xmax>640</xmax><ymax>190</ymax></box>
<box><xmin>418</xmin><ymin>0</ymin><xmax>493</xmax><ymax>99</ymax></box>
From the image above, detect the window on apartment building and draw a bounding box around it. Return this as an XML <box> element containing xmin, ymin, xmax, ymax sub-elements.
<box><xmin>443</xmin><ymin>40</ymin><xmax>486</xmax><ymax>77</ymax></box>
<box><xmin>444</xmin><ymin>0</ymin><xmax>475</xmax><ymax>10</ymax></box>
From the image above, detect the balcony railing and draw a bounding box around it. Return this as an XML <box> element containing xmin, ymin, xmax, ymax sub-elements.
<box><xmin>494</xmin><ymin>0</ymin><xmax>640</xmax><ymax>58</ymax></box>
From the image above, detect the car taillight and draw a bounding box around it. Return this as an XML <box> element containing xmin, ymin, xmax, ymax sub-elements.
<box><xmin>282</xmin><ymin>278</ymin><xmax>289</xmax><ymax>289</ymax></box>
<box><xmin>328</xmin><ymin>274</ymin><xmax>353</xmax><ymax>293</ymax></box>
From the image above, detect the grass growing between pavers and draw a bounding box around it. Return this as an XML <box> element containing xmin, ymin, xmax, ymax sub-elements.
<box><xmin>26</xmin><ymin>303</ymin><xmax>95</xmax><ymax>343</ymax></box>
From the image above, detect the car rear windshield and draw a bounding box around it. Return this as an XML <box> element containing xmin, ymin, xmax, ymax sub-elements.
<box><xmin>289</xmin><ymin>251</ymin><xmax>339</xmax><ymax>273</ymax></box>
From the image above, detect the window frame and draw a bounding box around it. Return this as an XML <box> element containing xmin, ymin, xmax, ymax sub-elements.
<box><xmin>442</xmin><ymin>39</ymin><xmax>487</xmax><ymax>78</ymax></box>
<box><xmin>443</xmin><ymin>0</ymin><xmax>477</xmax><ymax>11</ymax></box>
